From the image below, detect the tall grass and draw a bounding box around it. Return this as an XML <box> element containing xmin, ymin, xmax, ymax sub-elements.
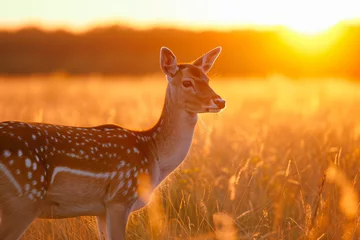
<box><xmin>1</xmin><ymin>75</ymin><xmax>360</xmax><ymax>239</ymax></box>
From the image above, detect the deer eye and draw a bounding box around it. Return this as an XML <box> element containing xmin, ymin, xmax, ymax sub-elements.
<box><xmin>182</xmin><ymin>81</ymin><xmax>193</xmax><ymax>88</ymax></box>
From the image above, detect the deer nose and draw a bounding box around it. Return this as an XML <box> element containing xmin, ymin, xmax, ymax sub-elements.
<box><xmin>213</xmin><ymin>98</ymin><xmax>226</xmax><ymax>109</ymax></box>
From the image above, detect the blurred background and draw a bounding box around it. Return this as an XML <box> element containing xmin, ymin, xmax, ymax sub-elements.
<box><xmin>0</xmin><ymin>0</ymin><xmax>359</xmax><ymax>78</ymax></box>
<box><xmin>1</xmin><ymin>1</ymin><xmax>360</xmax><ymax>240</ymax></box>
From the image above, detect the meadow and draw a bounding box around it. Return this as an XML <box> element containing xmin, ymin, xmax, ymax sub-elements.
<box><xmin>1</xmin><ymin>75</ymin><xmax>360</xmax><ymax>240</ymax></box>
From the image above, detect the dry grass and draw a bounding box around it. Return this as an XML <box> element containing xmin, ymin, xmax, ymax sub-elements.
<box><xmin>1</xmin><ymin>75</ymin><xmax>360</xmax><ymax>240</ymax></box>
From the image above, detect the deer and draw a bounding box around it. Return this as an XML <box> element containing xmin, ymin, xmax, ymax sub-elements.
<box><xmin>0</xmin><ymin>46</ymin><xmax>225</xmax><ymax>240</ymax></box>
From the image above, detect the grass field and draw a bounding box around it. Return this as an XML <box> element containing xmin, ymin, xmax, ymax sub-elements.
<box><xmin>1</xmin><ymin>75</ymin><xmax>360</xmax><ymax>240</ymax></box>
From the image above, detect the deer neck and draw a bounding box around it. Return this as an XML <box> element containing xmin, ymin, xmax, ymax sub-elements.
<box><xmin>147</xmin><ymin>84</ymin><xmax>198</xmax><ymax>179</ymax></box>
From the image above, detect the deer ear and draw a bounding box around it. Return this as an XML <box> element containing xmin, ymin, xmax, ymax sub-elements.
<box><xmin>160</xmin><ymin>47</ymin><xmax>178</xmax><ymax>77</ymax></box>
<box><xmin>193</xmin><ymin>46</ymin><xmax>222</xmax><ymax>73</ymax></box>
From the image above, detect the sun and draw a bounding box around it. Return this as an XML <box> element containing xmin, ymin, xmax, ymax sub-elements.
<box><xmin>283</xmin><ymin>18</ymin><xmax>340</xmax><ymax>35</ymax></box>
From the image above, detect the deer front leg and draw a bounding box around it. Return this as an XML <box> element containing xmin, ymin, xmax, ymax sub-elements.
<box><xmin>96</xmin><ymin>214</ymin><xmax>108</xmax><ymax>240</ymax></box>
<box><xmin>0</xmin><ymin>195</ymin><xmax>40</xmax><ymax>240</ymax></box>
<box><xmin>105</xmin><ymin>203</ymin><xmax>131</xmax><ymax>240</ymax></box>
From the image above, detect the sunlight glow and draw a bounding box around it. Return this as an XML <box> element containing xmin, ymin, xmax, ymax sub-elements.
<box><xmin>0</xmin><ymin>0</ymin><xmax>359</xmax><ymax>34</ymax></box>
<box><xmin>279</xmin><ymin>26</ymin><xmax>344</xmax><ymax>52</ymax></box>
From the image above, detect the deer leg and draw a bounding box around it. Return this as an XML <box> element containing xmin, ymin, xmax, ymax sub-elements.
<box><xmin>105</xmin><ymin>203</ymin><xmax>131</xmax><ymax>240</ymax></box>
<box><xmin>0</xmin><ymin>197</ymin><xmax>40</xmax><ymax>240</ymax></box>
<box><xmin>97</xmin><ymin>214</ymin><xmax>108</xmax><ymax>240</ymax></box>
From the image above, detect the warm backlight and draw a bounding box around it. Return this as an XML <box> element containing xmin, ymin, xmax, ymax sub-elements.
<box><xmin>0</xmin><ymin>0</ymin><xmax>359</xmax><ymax>34</ymax></box>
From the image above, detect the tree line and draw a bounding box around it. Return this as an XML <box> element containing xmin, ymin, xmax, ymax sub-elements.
<box><xmin>0</xmin><ymin>24</ymin><xmax>359</xmax><ymax>79</ymax></box>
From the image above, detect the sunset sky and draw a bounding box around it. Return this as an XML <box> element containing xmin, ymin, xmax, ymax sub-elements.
<box><xmin>1</xmin><ymin>0</ymin><xmax>360</xmax><ymax>34</ymax></box>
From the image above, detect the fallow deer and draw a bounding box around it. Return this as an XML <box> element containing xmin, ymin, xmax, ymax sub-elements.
<box><xmin>0</xmin><ymin>46</ymin><xmax>226</xmax><ymax>240</ymax></box>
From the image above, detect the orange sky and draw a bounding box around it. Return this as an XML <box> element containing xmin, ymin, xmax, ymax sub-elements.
<box><xmin>1</xmin><ymin>0</ymin><xmax>360</xmax><ymax>34</ymax></box>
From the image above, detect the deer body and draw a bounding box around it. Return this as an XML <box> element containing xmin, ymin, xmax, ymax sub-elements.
<box><xmin>0</xmin><ymin>47</ymin><xmax>225</xmax><ymax>240</ymax></box>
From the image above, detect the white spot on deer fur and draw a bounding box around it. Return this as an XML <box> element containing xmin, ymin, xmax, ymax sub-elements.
<box><xmin>28</xmin><ymin>193</ymin><xmax>34</xmax><ymax>200</ymax></box>
<box><xmin>127</xmin><ymin>180</ymin><xmax>132</xmax><ymax>188</ymax></box>
<box><xmin>152</xmin><ymin>132</ymin><xmax>157</xmax><ymax>139</ymax></box>
<box><xmin>25</xmin><ymin>158</ymin><xmax>31</xmax><ymax>168</ymax></box>
<box><xmin>9</xmin><ymin>159</ymin><xmax>14</xmax><ymax>165</ymax></box>
<box><xmin>33</xmin><ymin>162</ymin><xmax>37</xmax><ymax>171</ymax></box>
<box><xmin>127</xmin><ymin>149</ymin><xmax>131</xmax><ymax>154</ymax></box>
<box><xmin>28</xmin><ymin>172</ymin><xmax>32</xmax><ymax>179</ymax></box>
<box><xmin>126</xmin><ymin>170</ymin><xmax>131</xmax><ymax>178</ymax></box>
<box><xmin>24</xmin><ymin>184</ymin><xmax>30</xmax><ymax>192</ymax></box>
<box><xmin>0</xmin><ymin>163</ymin><xmax>22</xmax><ymax>195</ymax></box>
<box><xmin>18</xmin><ymin>149</ymin><xmax>23</xmax><ymax>157</ymax></box>
<box><xmin>32</xmin><ymin>180</ymin><xmax>37</xmax><ymax>185</ymax></box>
<box><xmin>16</xmin><ymin>169</ymin><xmax>20</xmax><ymax>174</ymax></box>
<box><xmin>3</xmin><ymin>150</ymin><xmax>11</xmax><ymax>158</ymax></box>
<box><xmin>133</xmin><ymin>147</ymin><xmax>140</xmax><ymax>154</ymax></box>
<box><xmin>40</xmin><ymin>175</ymin><xmax>44</xmax><ymax>182</ymax></box>
<box><xmin>32</xmin><ymin>134</ymin><xmax>37</xmax><ymax>140</ymax></box>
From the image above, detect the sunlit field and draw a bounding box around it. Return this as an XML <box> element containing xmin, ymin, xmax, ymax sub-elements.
<box><xmin>1</xmin><ymin>75</ymin><xmax>360</xmax><ymax>240</ymax></box>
